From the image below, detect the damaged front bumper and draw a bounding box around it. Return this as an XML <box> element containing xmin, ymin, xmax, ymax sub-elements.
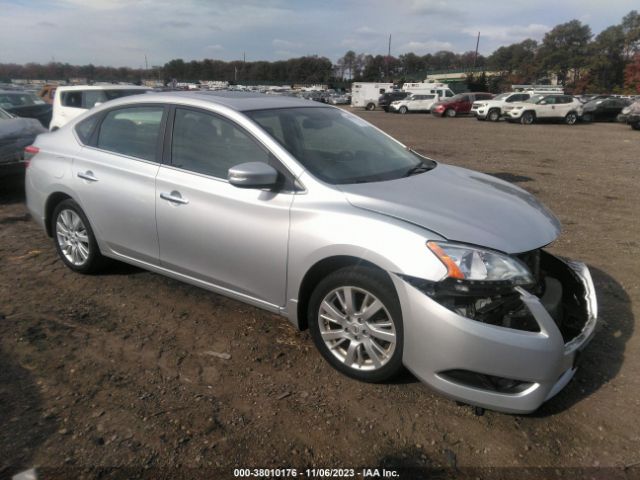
<box><xmin>395</xmin><ymin>251</ymin><xmax>598</xmax><ymax>414</ymax></box>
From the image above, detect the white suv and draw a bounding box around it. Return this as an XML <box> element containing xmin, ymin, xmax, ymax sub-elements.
<box><xmin>503</xmin><ymin>94</ymin><xmax>584</xmax><ymax>125</ymax></box>
<box><xmin>389</xmin><ymin>94</ymin><xmax>438</xmax><ymax>114</ymax></box>
<box><xmin>50</xmin><ymin>85</ymin><xmax>151</xmax><ymax>130</ymax></box>
<box><xmin>471</xmin><ymin>92</ymin><xmax>531</xmax><ymax>121</ymax></box>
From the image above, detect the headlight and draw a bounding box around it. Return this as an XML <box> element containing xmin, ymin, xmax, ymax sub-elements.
<box><xmin>622</xmin><ymin>107</ymin><xmax>631</xmax><ymax>114</ymax></box>
<box><xmin>427</xmin><ymin>242</ymin><xmax>534</xmax><ymax>285</ymax></box>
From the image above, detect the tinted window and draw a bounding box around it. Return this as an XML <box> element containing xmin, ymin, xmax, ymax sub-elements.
<box><xmin>82</xmin><ymin>90</ymin><xmax>108</xmax><ymax>108</ymax></box>
<box><xmin>97</xmin><ymin>106</ymin><xmax>164</xmax><ymax>161</ymax></box>
<box><xmin>75</xmin><ymin>114</ymin><xmax>100</xmax><ymax>144</ymax></box>
<box><xmin>62</xmin><ymin>91</ymin><xmax>83</xmax><ymax>108</ymax></box>
<box><xmin>171</xmin><ymin>108</ymin><xmax>269</xmax><ymax>179</ymax></box>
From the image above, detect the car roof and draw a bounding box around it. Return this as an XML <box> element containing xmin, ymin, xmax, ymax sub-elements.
<box><xmin>105</xmin><ymin>90</ymin><xmax>328</xmax><ymax>112</ymax></box>
<box><xmin>56</xmin><ymin>85</ymin><xmax>151</xmax><ymax>91</ymax></box>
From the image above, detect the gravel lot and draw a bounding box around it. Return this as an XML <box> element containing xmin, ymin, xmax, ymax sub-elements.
<box><xmin>1</xmin><ymin>112</ymin><xmax>639</xmax><ymax>480</ymax></box>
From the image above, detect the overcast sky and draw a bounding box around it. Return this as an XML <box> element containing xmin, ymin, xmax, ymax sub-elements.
<box><xmin>1</xmin><ymin>0</ymin><xmax>637</xmax><ymax>67</ymax></box>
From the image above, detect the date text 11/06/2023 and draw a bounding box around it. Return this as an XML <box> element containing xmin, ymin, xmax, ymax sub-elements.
<box><xmin>233</xmin><ymin>468</ymin><xmax>400</xmax><ymax>478</ymax></box>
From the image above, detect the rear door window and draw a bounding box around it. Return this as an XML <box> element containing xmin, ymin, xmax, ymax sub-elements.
<box><xmin>82</xmin><ymin>90</ymin><xmax>108</xmax><ymax>109</ymax></box>
<box><xmin>96</xmin><ymin>106</ymin><xmax>164</xmax><ymax>161</ymax></box>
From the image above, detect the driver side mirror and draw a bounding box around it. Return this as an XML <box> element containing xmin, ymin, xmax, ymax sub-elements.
<box><xmin>228</xmin><ymin>162</ymin><xmax>279</xmax><ymax>189</ymax></box>
<box><xmin>539</xmin><ymin>100</ymin><xmax>547</xmax><ymax>105</ymax></box>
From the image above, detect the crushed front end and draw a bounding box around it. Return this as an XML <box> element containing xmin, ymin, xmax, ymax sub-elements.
<box><xmin>396</xmin><ymin>248</ymin><xmax>598</xmax><ymax>414</ymax></box>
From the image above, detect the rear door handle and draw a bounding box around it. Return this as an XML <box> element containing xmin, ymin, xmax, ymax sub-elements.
<box><xmin>160</xmin><ymin>191</ymin><xmax>189</xmax><ymax>205</ymax></box>
<box><xmin>77</xmin><ymin>171</ymin><xmax>98</xmax><ymax>182</ymax></box>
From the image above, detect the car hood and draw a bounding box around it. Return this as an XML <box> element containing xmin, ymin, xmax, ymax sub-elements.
<box><xmin>339</xmin><ymin>163</ymin><xmax>561</xmax><ymax>254</ymax></box>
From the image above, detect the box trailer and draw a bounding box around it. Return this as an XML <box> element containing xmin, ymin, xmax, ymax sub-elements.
<box><xmin>351</xmin><ymin>82</ymin><xmax>394</xmax><ymax>110</ymax></box>
<box><xmin>402</xmin><ymin>82</ymin><xmax>455</xmax><ymax>101</ymax></box>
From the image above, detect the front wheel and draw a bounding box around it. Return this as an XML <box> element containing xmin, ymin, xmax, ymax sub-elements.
<box><xmin>365</xmin><ymin>103</ymin><xmax>375</xmax><ymax>111</ymax></box>
<box><xmin>488</xmin><ymin>109</ymin><xmax>501</xmax><ymax>122</ymax></box>
<box><xmin>445</xmin><ymin>108</ymin><xmax>456</xmax><ymax>118</ymax></box>
<box><xmin>399</xmin><ymin>106</ymin><xmax>408</xmax><ymax>114</ymax></box>
<box><xmin>308</xmin><ymin>267</ymin><xmax>404</xmax><ymax>383</ymax></box>
<box><xmin>521</xmin><ymin>111</ymin><xmax>535</xmax><ymax>125</ymax></box>
<box><xmin>631</xmin><ymin>122</ymin><xmax>640</xmax><ymax>131</ymax></box>
<box><xmin>52</xmin><ymin>199</ymin><xmax>106</xmax><ymax>273</ymax></box>
<box><xmin>565</xmin><ymin>112</ymin><xmax>578</xmax><ymax>125</ymax></box>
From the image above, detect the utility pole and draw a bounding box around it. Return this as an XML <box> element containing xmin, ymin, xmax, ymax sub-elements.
<box><xmin>386</xmin><ymin>34</ymin><xmax>392</xmax><ymax>81</ymax></box>
<box><xmin>473</xmin><ymin>31</ymin><xmax>480</xmax><ymax>67</ymax></box>
<box><xmin>145</xmin><ymin>55</ymin><xmax>148</xmax><ymax>70</ymax></box>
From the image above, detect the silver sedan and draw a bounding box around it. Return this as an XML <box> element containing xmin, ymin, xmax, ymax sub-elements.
<box><xmin>25</xmin><ymin>91</ymin><xmax>597</xmax><ymax>413</ymax></box>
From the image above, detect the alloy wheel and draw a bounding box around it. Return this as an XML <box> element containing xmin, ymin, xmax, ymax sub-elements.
<box><xmin>55</xmin><ymin>209</ymin><xmax>90</xmax><ymax>266</ymax></box>
<box><xmin>317</xmin><ymin>286</ymin><xmax>396</xmax><ymax>371</ymax></box>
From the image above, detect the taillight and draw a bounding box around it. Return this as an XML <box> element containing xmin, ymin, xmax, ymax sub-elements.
<box><xmin>23</xmin><ymin>145</ymin><xmax>39</xmax><ymax>167</ymax></box>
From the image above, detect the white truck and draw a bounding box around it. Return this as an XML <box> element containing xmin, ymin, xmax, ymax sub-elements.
<box><xmin>351</xmin><ymin>82</ymin><xmax>394</xmax><ymax>110</ymax></box>
<box><xmin>471</xmin><ymin>92</ymin><xmax>532</xmax><ymax>121</ymax></box>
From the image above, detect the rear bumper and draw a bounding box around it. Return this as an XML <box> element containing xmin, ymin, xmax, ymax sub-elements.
<box><xmin>396</xmin><ymin>253</ymin><xmax>598</xmax><ymax>414</ymax></box>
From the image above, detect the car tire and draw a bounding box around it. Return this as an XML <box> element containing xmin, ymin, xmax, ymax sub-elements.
<box><xmin>399</xmin><ymin>106</ymin><xmax>408</xmax><ymax>114</ymax></box>
<box><xmin>308</xmin><ymin>266</ymin><xmax>404</xmax><ymax>383</ymax></box>
<box><xmin>565</xmin><ymin>112</ymin><xmax>578</xmax><ymax>125</ymax></box>
<box><xmin>631</xmin><ymin>122</ymin><xmax>640</xmax><ymax>130</ymax></box>
<box><xmin>52</xmin><ymin>199</ymin><xmax>107</xmax><ymax>274</ymax></box>
<box><xmin>445</xmin><ymin>108</ymin><xmax>456</xmax><ymax>118</ymax></box>
<box><xmin>488</xmin><ymin>109</ymin><xmax>501</xmax><ymax>122</ymax></box>
<box><xmin>366</xmin><ymin>103</ymin><xmax>376</xmax><ymax>111</ymax></box>
<box><xmin>521</xmin><ymin>111</ymin><xmax>535</xmax><ymax>125</ymax></box>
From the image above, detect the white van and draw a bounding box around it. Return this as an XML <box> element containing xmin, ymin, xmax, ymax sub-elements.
<box><xmin>351</xmin><ymin>82</ymin><xmax>394</xmax><ymax>110</ymax></box>
<box><xmin>50</xmin><ymin>85</ymin><xmax>151</xmax><ymax>130</ymax></box>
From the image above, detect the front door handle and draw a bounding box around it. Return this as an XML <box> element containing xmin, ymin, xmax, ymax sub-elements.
<box><xmin>160</xmin><ymin>191</ymin><xmax>189</xmax><ymax>205</ymax></box>
<box><xmin>77</xmin><ymin>171</ymin><xmax>98</xmax><ymax>182</ymax></box>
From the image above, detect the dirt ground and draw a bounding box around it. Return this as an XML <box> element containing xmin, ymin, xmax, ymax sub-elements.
<box><xmin>1</xmin><ymin>112</ymin><xmax>639</xmax><ymax>480</ymax></box>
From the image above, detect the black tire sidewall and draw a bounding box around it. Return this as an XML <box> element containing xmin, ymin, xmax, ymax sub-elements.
<box><xmin>308</xmin><ymin>266</ymin><xmax>404</xmax><ymax>383</ymax></box>
<box><xmin>52</xmin><ymin>199</ymin><xmax>104</xmax><ymax>274</ymax></box>
<box><xmin>399</xmin><ymin>106</ymin><xmax>408</xmax><ymax>114</ymax></box>
<box><xmin>489</xmin><ymin>109</ymin><xmax>500</xmax><ymax>121</ymax></box>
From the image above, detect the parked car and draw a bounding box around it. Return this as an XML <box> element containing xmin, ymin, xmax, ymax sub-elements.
<box><xmin>25</xmin><ymin>92</ymin><xmax>598</xmax><ymax>414</ymax></box>
<box><xmin>626</xmin><ymin>100</ymin><xmax>640</xmax><ymax>130</ymax></box>
<box><xmin>0</xmin><ymin>90</ymin><xmax>52</xmax><ymax>128</ymax></box>
<box><xmin>389</xmin><ymin>93</ymin><xmax>438</xmax><ymax>114</ymax></box>
<box><xmin>471</xmin><ymin>92</ymin><xmax>531</xmax><ymax>121</ymax></box>
<box><xmin>379</xmin><ymin>91</ymin><xmax>409</xmax><ymax>112</ymax></box>
<box><xmin>431</xmin><ymin>93</ymin><xmax>494</xmax><ymax>117</ymax></box>
<box><xmin>0</xmin><ymin>107</ymin><xmax>46</xmax><ymax>173</ymax></box>
<box><xmin>581</xmin><ymin>97</ymin><xmax>631</xmax><ymax>122</ymax></box>
<box><xmin>503</xmin><ymin>94</ymin><xmax>584</xmax><ymax>125</ymax></box>
<box><xmin>327</xmin><ymin>93</ymin><xmax>350</xmax><ymax>105</ymax></box>
<box><xmin>50</xmin><ymin>85</ymin><xmax>151</xmax><ymax>130</ymax></box>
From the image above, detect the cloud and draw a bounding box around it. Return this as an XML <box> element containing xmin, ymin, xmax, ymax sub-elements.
<box><xmin>409</xmin><ymin>0</ymin><xmax>460</xmax><ymax>16</ymax></box>
<box><xmin>462</xmin><ymin>24</ymin><xmax>550</xmax><ymax>43</ymax></box>
<box><xmin>399</xmin><ymin>40</ymin><xmax>455</xmax><ymax>54</ymax></box>
<box><xmin>272</xmin><ymin>39</ymin><xmax>304</xmax><ymax>50</ymax></box>
<box><xmin>205</xmin><ymin>44</ymin><xmax>224</xmax><ymax>51</ymax></box>
<box><xmin>355</xmin><ymin>26</ymin><xmax>377</xmax><ymax>35</ymax></box>
<box><xmin>36</xmin><ymin>21</ymin><xmax>57</xmax><ymax>28</ymax></box>
<box><xmin>162</xmin><ymin>21</ymin><xmax>193</xmax><ymax>28</ymax></box>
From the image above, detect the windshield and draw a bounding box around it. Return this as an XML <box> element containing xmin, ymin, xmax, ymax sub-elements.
<box><xmin>0</xmin><ymin>92</ymin><xmax>46</xmax><ymax>108</ymax></box>
<box><xmin>247</xmin><ymin>107</ymin><xmax>435</xmax><ymax>184</ymax></box>
<box><xmin>0</xmin><ymin>107</ymin><xmax>12</xmax><ymax>119</ymax></box>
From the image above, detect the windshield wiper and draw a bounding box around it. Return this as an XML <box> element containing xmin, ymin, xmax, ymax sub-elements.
<box><xmin>404</xmin><ymin>162</ymin><xmax>433</xmax><ymax>177</ymax></box>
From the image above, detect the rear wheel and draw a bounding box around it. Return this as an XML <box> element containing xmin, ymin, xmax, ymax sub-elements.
<box><xmin>565</xmin><ymin>112</ymin><xmax>578</xmax><ymax>125</ymax></box>
<box><xmin>399</xmin><ymin>106</ymin><xmax>408</xmax><ymax>114</ymax></box>
<box><xmin>521</xmin><ymin>111</ymin><xmax>535</xmax><ymax>125</ymax></box>
<box><xmin>366</xmin><ymin>103</ymin><xmax>376</xmax><ymax>111</ymax></box>
<box><xmin>308</xmin><ymin>266</ymin><xmax>404</xmax><ymax>383</ymax></box>
<box><xmin>632</xmin><ymin>122</ymin><xmax>640</xmax><ymax>131</ymax></box>
<box><xmin>488</xmin><ymin>109</ymin><xmax>501</xmax><ymax>122</ymax></box>
<box><xmin>52</xmin><ymin>199</ymin><xmax>106</xmax><ymax>274</ymax></box>
<box><xmin>445</xmin><ymin>108</ymin><xmax>456</xmax><ymax>118</ymax></box>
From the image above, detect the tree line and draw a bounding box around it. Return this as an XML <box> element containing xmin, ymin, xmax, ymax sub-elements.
<box><xmin>1</xmin><ymin>11</ymin><xmax>639</xmax><ymax>93</ymax></box>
